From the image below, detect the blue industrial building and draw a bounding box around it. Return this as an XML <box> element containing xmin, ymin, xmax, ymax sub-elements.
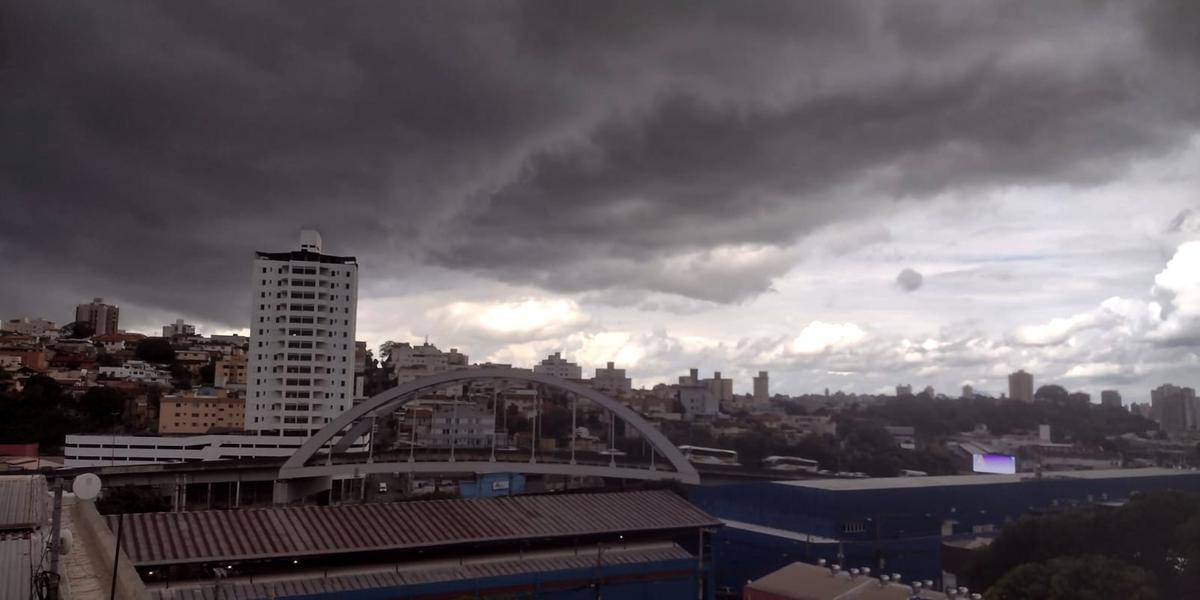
<box><xmin>458</xmin><ymin>472</ymin><xmax>526</xmax><ymax>497</ymax></box>
<box><xmin>690</xmin><ymin>468</ymin><xmax>1200</xmax><ymax>592</ymax></box>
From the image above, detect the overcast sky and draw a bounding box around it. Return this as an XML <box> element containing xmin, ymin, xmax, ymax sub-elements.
<box><xmin>3</xmin><ymin>1</ymin><xmax>1200</xmax><ymax>402</ymax></box>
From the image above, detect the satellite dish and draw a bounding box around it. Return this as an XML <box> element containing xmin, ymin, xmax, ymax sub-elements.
<box><xmin>59</xmin><ymin>529</ymin><xmax>74</xmax><ymax>555</ymax></box>
<box><xmin>72</xmin><ymin>473</ymin><xmax>102</xmax><ymax>501</ymax></box>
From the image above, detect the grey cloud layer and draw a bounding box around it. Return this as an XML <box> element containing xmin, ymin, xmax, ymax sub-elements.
<box><xmin>896</xmin><ymin>268</ymin><xmax>924</xmax><ymax>293</ymax></box>
<box><xmin>2</xmin><ymin>0</ymin><xmax>1199</xmax><ymax>325</ymax></box>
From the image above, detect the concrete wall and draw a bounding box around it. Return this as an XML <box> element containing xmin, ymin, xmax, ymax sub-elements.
<box><xmin>273</xmin><ymin>475</ymin><xmax>333</xmax><ymax>505</ymax></box>
<box><xmin>64</xmin><ymin>497</ymin><xmax>147</xmax><ymax>600</ymax></box>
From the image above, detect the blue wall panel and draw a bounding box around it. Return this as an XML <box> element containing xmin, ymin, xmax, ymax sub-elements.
<box><xmin>459</xmin><ymin>473</ymin><xmax>527</xmax><ymax>498</ymax></box>
<box><xmin>692</xmin><ymin>472</ymin><xmax>1200</xmax><ymax>589</ymax></box>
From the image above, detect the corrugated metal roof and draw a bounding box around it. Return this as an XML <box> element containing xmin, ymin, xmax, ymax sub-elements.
<box><xmin>748</xmin><ymin>561</ymin><xmax>863</xmax><ymax>599</ymax></box>
<box><xmin>722</xmin><ymin>519</ymin><xmax>838</xmax><ymax>544</ymax></box>
<box><xmin>112</xmin><ymin>490</ymin><xmax>719</xmax><ymax>566</ymax></box>
<box><xmin>0</xmin><ymin>536</ymin><xmax>36</xmax><ymax>600</ymax></box>
<box><xmin>155</xmin><ymin>544</ymin><xmax>692</xmax><ymax>600</ymax></box>
<box><xmin>0</xmin><ymin>475</ymin><xmax>49</xmax><ymax>531</ymax></box>
<box><xmin>747</xmin><ymin>562</ymin><xmax>941</xmax><ymax>600</ymax></box>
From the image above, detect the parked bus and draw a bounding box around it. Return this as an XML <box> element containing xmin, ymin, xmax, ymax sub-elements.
<box><xmin>677</xmin><ymin>445</ymin><xmax>740</xmax><ymax>466</ymax></box>
<box><xmin>761</xmin><ymin>455</ymin><xmax>820</xmax><ymax>473</ymax></box>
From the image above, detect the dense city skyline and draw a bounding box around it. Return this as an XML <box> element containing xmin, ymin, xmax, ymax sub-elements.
<box><xmin>4</xmin><ymin>1</ymin><xmax>1200</xmax><ymax>399</ymax></box>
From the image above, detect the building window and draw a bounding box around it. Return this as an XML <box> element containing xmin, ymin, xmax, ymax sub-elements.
<box><xmin>842</xmin><ymin>521</ymin><xmax>867</xmax><ymax>534</ymax></box>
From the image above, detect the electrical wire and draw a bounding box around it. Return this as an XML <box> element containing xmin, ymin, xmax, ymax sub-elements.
<box><xmin>33</xmin><ymin>571</ymin><xmax>59</xmax><ymax>600</ymax></box>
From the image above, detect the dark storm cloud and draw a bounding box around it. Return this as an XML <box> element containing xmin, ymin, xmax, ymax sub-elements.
<box><xmin>896</xmin><ymin>269</ymin><xmax>924</xmax><ymax>293</ymax></box>
<box><xmin>1</xmin><ymin>0</ymin><xmax>1198</xmax><ymax>326</ymax></box>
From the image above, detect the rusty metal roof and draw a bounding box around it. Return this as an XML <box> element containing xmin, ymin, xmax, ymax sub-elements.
<box><xmin>154</xmin><ymin>543</ymin><xmax>693</xmax><ymax>600</ymax></box>
<box><xmin>0</xmin><ymin>475</ymin><xmax>48</xmax><ymax>531</ymax></box>
<box><xmin>111</xmin><ymin>490</ymin><xmax>719</xmax><ymax>566</ymax></box>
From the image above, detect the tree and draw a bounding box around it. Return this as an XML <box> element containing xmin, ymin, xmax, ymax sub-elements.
<box><xmin>60</xmin><ymin>320</ymin><xmax>94</xmax><ymax>339</ymax></box>
<box><xmin>539</xmin><ymin>405</ymin><xmax>574</xmax><ymax>440</ymax></box>
<box><xmin>986</xmin><ymin>555</ymin><xmax>1158</xmax><ymax>600</ymax></box>
<box><xmin>170</xmin><ymin>363</ymin><xmax>194</xmax><ymax>390</ymax></box>
<box><xmin>966</xmin><ymin>491</ymin><xmax>1200</xmax><ymax>598</ymax></box>
<box><xmin>97</xmin><ymin>353</ymin><xmax>122</xmax><ymax>368</ymax></box>
<box><xmin>136</xmin><ymin>337</ymin><xmax>176</xmax><ymax>364</ymax></box>
<box><xmin>504</xmin><ymin>404</ymin><xmax>530</xmax><ymax>434</ymax></box>
<box><xmin>1035</xmin><ymin>384</ymin><xmax>1069</xmax><ymax>404</ymax></box>
<box><xmin>788</xmin><ymin>433</ymin><xmax>841</xmax><ymax>470</ymax></box>
<box><xmin>864</xmin><ymin>394</ymin><xmax>1154</xmax><ymax>445</ymax></box>
<box><xmin>198</xmin><ymin>359</ymin><xmax>216</xmax><ymax>386</ymax></box>
<box><xmin>79</xmin><ymin>387</ymin><xmax>126</xmax><ymax>429</ymax></box>
<box><xmin>379</xmin><ymin>341</ymin><xmax>398</xmax><ymax>363</ymax></box>
<box><xmin>0</xmin><ymin>375</ymin><xmax>88</xmax><ymax>452</ymax></box>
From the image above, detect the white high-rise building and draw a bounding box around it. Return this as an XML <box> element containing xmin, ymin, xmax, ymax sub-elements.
<box><xmin>533</xmin><ymin>352</ymin><xmax>582</xmax><ymax>380</ymax></box>
<box><xmin>246</xmin><ymin>229</ymin><xmax>358</xmax><ymax>436</ymax></box>
<box><xmin>162</xmin><ymin>318</ymin><xmax>196</xmax><ymax>337</ymax></box>
<box><xmin>592</xmin><ymin>361</ymin><xmax>632</xmax><ymax>394</ymax></box>
<box><xmin>702</xmin><ymin>371</ymin><xmax>734</xmax><ymax>404</ymax></box>
<box><xmin>387</xmin><ymin>341</ymin><xmax>468</xmax><ymax>384</ymax></box>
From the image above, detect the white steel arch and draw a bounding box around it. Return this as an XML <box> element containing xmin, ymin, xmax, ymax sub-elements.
<box><xmin>278</xmin><ymin>367</ymin><xmax>700</xmax><ymax>484</ymax></box>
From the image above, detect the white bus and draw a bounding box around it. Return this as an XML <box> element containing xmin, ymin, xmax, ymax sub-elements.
<box><xmin>761</xmin><ymin>455</ymin><xmax>820</xmax><ymax>473</ymax></box>
<box><xmin>678</xmin><ymin>445</ymin><xmax>740</xmax><ymax>466</ymax></box>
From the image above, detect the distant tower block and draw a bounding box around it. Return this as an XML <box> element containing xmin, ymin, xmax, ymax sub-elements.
<box><xmin>753</xmin><ymin>371</ymin><xmax>769</xmax><ymax>404</ymax></box>
<box><xmin>1008</xmin><ymin>370</ymin><xmax>1034</xmax><ymax>403</ymax></box>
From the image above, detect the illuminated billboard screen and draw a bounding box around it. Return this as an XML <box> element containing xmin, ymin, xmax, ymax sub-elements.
<box><xmin>972</xmin><ymin>453</ymin><xmax>1016</xmax><ymax>474</ymax></box>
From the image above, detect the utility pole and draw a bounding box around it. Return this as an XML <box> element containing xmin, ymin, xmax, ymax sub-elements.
<box><xmin>449</xmin><ymin>400</ymin><xmax>458</xmax><ymax>462</ymax></box>
<box><xmin>593</xmin><ymin>543</ymin><xmax>605</xmax><ymax>600</ymax></box>
<box><xmin>570</xmin><ymin>394</ymin><xmax>577</xmax><ymax>465</ymax></box>
<box><xmin>874</xmin><ymin>513</ymin><xmax>884</xmax><ymax>575</ymax></box>
<box><xmin>109</xmin><ymin>513</ymin><xmax>125</xmax><ymax>600</ymax></box>
<box><xmin>490</xmin><ymin>389</ymin><xmax>498</xmax><ymax>462</ymax></box>
<box><xmin>47</xmin><ymin>478</ymin><xmax>64</xmax><ymax>600</ymax></box>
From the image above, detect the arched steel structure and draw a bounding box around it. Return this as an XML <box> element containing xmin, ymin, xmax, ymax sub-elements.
<box><xmin>278</xmin><ymin>367</ymin><xmax>700</xmax><ymax>484</ymax></box>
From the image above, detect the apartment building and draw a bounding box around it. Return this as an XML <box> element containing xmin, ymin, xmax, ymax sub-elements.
<box><xmin>159</xmin><ymin>389</ymin><xmax>245</xmax><ymax>434</ymax></box>
<box><xmin>533</xmin><ymin>352</ymin><xmax>582</xmax><ymax>380</ymax></box>
<box><xmin>75</xmin><ymin>297</ymin><xmax>120</xmax><ymax>335</ymax></box>
<box><xmin>246</xmin><ymin>229</ymin><xmax>358</xmax><ymax>436</ymax></box>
